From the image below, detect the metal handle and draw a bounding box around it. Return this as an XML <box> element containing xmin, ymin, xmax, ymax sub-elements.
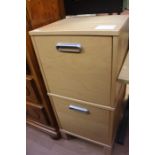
<box><xmin>56</xmin><ymin>43</ymin><xmax>82</xmax><ymax>53</ymax></box>
<box><xmin>69</xmin><ymin>105</ymin><xmax>89</xmax><ymax>113</ymax></box>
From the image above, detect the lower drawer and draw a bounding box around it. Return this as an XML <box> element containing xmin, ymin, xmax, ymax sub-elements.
<box><xmin>50</xmin><ymin>96</ymin><xmax>111</xmax><ymax>144</ymax></box>
<box><xmin>26</xmin><ymin>103</ymin><xmax>49</xmax><ymax>125</ymax></box>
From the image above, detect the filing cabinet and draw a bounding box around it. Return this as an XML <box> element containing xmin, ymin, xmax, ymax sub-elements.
<box><xmin>30</xmin><ymin>15</ymin><xmax>129</xmax><ymax>155</ymax></box>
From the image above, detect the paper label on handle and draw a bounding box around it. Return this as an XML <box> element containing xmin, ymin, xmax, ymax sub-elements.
<box><xmin>95</xmin><ymin>25</ymin><xmax>116</xmax><ymax>30</ymax></box>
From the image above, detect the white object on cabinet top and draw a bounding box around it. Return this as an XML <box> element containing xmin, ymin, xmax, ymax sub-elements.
<box><xmin>30</xmin><ymin>15</ymin><xmax>128</xmax><ymax>36</ymax></box>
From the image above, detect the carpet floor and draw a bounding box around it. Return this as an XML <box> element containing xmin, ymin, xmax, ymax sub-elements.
<box><xmin>27</xmin><ymin>126</ymin><xmax>129</xmax><ymax>155</ymax></box>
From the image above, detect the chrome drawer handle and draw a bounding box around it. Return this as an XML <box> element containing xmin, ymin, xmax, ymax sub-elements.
<box><xmin>56</xmin><ymin>43</ymin><xmax>82</xmax><ymax>53</ymax></box>
<box><xmin>69</xmin><ymin>105</ymin><xmax>89</xmax><ymax>113</ymax></box>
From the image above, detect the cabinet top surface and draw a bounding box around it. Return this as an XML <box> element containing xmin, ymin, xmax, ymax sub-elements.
<box><xmin>30</xmin><ymin>15</ymin><xmax>128</xmax><ymax>36</ymax></box>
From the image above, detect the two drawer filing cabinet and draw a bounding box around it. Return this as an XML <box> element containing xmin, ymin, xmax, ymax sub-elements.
<box><xmin>30</xmin><ymin>15</ymin><xmax>129</xmax><ymax>155</ymax></box>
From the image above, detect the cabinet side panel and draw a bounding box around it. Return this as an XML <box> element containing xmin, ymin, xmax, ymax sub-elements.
<box><xmin>108</xmin><ymin>84</ymin><xmax>126</xmax><ymax>145</ymax></box>
<box><xmin>111</xmin><ymin>18</ymin><xmax>129</xmax><ymax>107</ymax></box>
<box><xmin>117</xmin><ymin>19</ymin><xmax>129</xmax><ymax>76</ymax></box>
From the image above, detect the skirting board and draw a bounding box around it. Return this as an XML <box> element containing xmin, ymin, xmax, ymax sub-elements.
<box><xmin>27</xmin><ymin>119</ymin><xmax>60</xmax><ymax>139</ymax></box>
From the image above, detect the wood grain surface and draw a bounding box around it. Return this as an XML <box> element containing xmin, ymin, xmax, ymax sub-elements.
<box><xmin>30</xmin><ymin>15</ymin><xmax>129</xmax><ymax>153</ymax></box>
<box><xmin>33</xmin><ymin>35</ymin><xmax>112</xmax><ymax>106</ymax></box>
<box><xmin>29</xmin><ymin>15</ymin><xmax>129</xmax><ymax>36</ymax></box>
<box><xmin>50</xmin><ymin>96</ymin><xmax>110</xmax><ymax>145</ymax></box>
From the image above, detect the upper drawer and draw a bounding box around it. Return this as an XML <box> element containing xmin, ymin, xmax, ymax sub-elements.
<box><xmin>33</xmin><ymin>36</ymin><xmax>112</xmax><ymax>106</ymax></box>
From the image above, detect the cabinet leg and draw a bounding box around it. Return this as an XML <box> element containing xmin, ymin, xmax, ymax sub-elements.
<box><xmin>61</xmin><ymin>132</ymin><xmax>70</xmax><ymax>140</ymax></box>
<box><xmin>103</xmin><ymin>146</ymin><xmax>112</xmax><ymax>155</ymax></box>
<box><xmin>50</xmin><ymin>134</ymin><xmax>61</xmax><ymax>140</ymax></box>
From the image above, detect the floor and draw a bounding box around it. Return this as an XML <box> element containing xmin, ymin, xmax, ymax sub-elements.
<box><xmin>26</xmin><ymin>126</ymin><xmax>129</xmax><ymax>155</ymax></box>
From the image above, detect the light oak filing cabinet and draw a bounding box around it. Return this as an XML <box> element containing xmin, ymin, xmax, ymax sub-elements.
<box><xmin>30</xmin><ymin>15</ymin><xmax>129</xmax><ymax>155</ymax></box>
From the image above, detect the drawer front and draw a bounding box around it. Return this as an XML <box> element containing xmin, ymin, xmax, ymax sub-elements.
<box><xmin>26</xmin><ymin>77</ymin><xmax>40</xmax><ymax>104</ymax></box>
<box><xmin>26</xmin><ymin>103</ymin><xmax>49</xmax><ymax>125</ymax></box>
<box><xmin>50</xmin><ymin>96</ymin><xmax>110</xmax><ymax>144</ymax></box>
<box><xmin>34</xmin><ymin>36</ymin><xmax>112</xmax><ymax>106</ymax></box>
